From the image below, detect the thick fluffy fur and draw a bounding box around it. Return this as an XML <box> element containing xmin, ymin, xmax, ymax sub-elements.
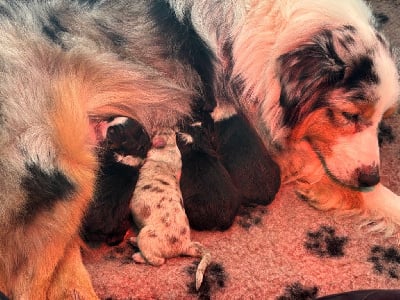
<box><xmin>82</xmin><ymin>117</ymin><xmax>151</xmax><ymax>246</ymax></box>
<box><xmin>1</xmin><ymin>0</ymin><xmax>399</xmax><ymax>297</ymax></box>
<box><xmin>130</xmin><ymin>129</ymin><xmax>211</xmax><ymax>291</ymax></box>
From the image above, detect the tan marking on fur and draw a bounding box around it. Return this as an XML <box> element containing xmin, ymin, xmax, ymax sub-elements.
<box><xmin>296</xmin><ymin>175</ymin><xmax>364</xmax><ymax>211</ymax></box>
<box><xmin>290</xmin><ymin>109</ymin><xmax>342</xmax><ymax>157</ymax></box>
<box><xmin>114</xmin><ymin>153</ymin><xmax>144</xmax><ymax>167</ymax></box>
<box><xmin>211</xmin><ymin>102</ymin><xmax>237</xmax><ymax>121</ymax></box>
<box><xmin>383</xmin><ymin>104</ymin><xmax>398</xmax><ymax>118</ymax></box>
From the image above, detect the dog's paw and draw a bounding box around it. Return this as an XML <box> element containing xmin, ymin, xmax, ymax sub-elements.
<box><xmin>132</xmin><ymin>251</ymin><xmax>165</xmax><ymax>266</ymax></box>
<box><xmin>360</xmin><ymin>184</ymin><xmax>400</xmax><ymax>237</ymax></box>
<box><xmin>132</xmin><ymin>252</ymin><xmax>147</xmax><ymax>264</ymax></box>
<box><xmin>128</xmin><ymin>236</ymin><xmax>138</xmax><ymax>246</ymax></box>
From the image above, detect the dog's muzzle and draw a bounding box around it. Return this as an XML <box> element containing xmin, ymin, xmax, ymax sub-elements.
<box><xmin>356</xmin><ymin>165</ymin><xmax>380</xmax><ymax>188</ymax></box>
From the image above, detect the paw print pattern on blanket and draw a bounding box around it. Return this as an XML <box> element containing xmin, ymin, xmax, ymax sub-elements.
<box><xmin>185</xmin><ymin>261</ymin><xmax>227</xmax><ymax>300</ymax></box>
<box><xmin>304</xmin><ymin>226</ymin><xmax>349</xmax><ymax>258</ymax></box>
<box><xmin>277</xmin><ymin>282</ymin><xmax>319</xmax><ymax>300</ymax></box>
<box><xmin>103</xmin><ymin>240</ymin><xmax>137</xmax><ymax>265</ymax></box>
<box><xmin>378</xmin><ymin>122</ymin><xmax>395</xmax><ymax>146</ymax></box>
<box><xmin>236</xmin><ymin>204</ymin><xmax>267</xmax><ymax>230</ymax></box>
<box><xmin>368</xmin><ymin>245</ymin><xmax>400</xmax><ymax>279</ymax></box>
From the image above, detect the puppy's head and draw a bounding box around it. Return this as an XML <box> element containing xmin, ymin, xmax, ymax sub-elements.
<box><xmin>277</xmin><ymin>24</ymin><xmax>399</xmax><ymax>190</ymax></box>
<box><xmin>99</xmin><ymin>117</ymin><xmax>151</xmax><ymax>158</ymax></box>
<box><xmin>177</xmin><ymin>123</ymin><xmax>214</xmax><ymax>155</ymax></box>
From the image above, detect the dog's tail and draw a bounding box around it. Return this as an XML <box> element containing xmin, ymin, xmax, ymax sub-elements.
<box><xmin>186</xmin><ymin>242</ymin><xmax>212</xmax><ymax>290</ymax></box>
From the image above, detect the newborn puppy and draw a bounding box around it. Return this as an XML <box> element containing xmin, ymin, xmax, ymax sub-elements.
<box><xmin>130</xmin><ymin>128</ymin><xmax>211</xmax><ymax>290</ymax></box>
<box><xmin>177</xmin><ymin>116</ymin><xmax>243</xmax><ymax>231</ymax></box>
<box><xmin>81</xmin><ymin>117</ymin><xmax>151</xmax><ymax>246</ymax></box>
<box><xmin>212</xmin><ymin>105</ymin><xmax>281</xmax><ymax>205</ymax></box>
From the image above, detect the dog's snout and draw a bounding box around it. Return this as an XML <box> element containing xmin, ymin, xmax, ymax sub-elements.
<box><xmin>357</xmin><ymin>165</ymin><xmax>380</xmax><ymax>188</ymax></box>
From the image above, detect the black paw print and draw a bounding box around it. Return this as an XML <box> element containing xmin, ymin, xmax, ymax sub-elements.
<box><xmin>378</xmin><ymin>122</ymin><xmax>395</xmax><ymax>146</ymax></box>
<box><xmin>276</xmin><ymin>282</ymin><xmax>319</xmax><ymax>300</ymax></box>
<box><xmin>185</xmin><ymin>261</ymin><xmax>227</xmax><ymax>300</ymax></box>
<box><xmin>368</xmin><ymin>245</ymin><xmax>400</xmax><ymax>279</ymax></box>
<box><xmin>236</xmin><ymin>204</ymin><xmax>267</xmax><ymax>230</ymax></box>
<box><xmin>103</xmin><ymin>240</ymin><xmax>137</xmax><ymax>264</ymax></box>
<box><xmin>304</xmin><ymin>226</ymin><xmax>349</xmax><ymax>258</ymax></box>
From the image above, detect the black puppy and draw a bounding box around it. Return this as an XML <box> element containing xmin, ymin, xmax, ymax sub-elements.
<box><xmin>178</xmin><ymin>107</ymin><xmax>281</xmax><ymax>231</ymax></box>
<box><xmin>177</xmin><ymin>115</ymin><xmax>243</xmax><ymax>231</ymax></box>
<box><xmin>81</xmin><ymin>117</ymin><xmax>151</xmax><ymax>246</ymax></box>
<box><xmin>211</xmin><ymin>105</ymin><xmax>281</xmax><ymax>206</ymax></box>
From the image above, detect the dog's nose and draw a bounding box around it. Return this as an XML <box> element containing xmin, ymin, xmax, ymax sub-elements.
<box><xmin>357</xmin><ymin>166</ymin><xmax>380</xmax><ymax>187</ymax></box>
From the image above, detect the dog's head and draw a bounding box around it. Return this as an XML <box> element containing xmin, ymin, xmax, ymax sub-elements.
<box><xmin>276</xmin><ymin>23</ymin><xmax>399</xmax><ymax>190</ymax></box>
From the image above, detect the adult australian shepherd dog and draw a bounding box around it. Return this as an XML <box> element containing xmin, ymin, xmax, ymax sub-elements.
<box><xmin>0</xmin><ymin>0</ymin><xmax>398</xmax><ymax>298</ymax></box>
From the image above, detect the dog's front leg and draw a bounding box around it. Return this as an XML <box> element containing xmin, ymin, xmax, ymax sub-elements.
<box><xmin>47</xmin><ymin>238</ymin><xmax>98</xmax><ymax>300</ymax></box>
<box><xmin>294</xmin><ymin>174</ymin><xmax>400</xmax><ymax>236</ymax></box>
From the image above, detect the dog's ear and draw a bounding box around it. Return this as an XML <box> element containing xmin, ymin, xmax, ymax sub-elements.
<box><xmin>277</xmin><ymin>29</ymin><xmax>347</xmax><ymax>127</ymax></box>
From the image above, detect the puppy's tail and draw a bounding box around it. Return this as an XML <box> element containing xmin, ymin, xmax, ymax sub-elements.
<box><xmin>186</xmin><ymin>242</ymin><xmax>212</xmax><ymax>291</ymax></box>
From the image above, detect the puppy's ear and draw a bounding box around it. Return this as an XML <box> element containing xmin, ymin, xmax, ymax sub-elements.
<box><xmin>277</xmin><ymin>29</ymin><xmax>346</xmax><ymax>127</ymax></box>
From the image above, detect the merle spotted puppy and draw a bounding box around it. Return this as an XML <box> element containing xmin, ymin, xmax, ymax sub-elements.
<box><xmin>177</xmin><ymin>115</ymin><xmax>243</xmax><ymax>231</ymax></box>
<box><xmin>129</xmin><ymin>128</ymin><xmax>211</xmax><ymax>290</ymax></box>
<box><xmin>81</xmin><ymin>117</ymin><xmax>151</xmax><ymax>246</ymax></box>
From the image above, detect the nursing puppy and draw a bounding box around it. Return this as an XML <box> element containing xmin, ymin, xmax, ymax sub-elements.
<box><xmin>130</xmin><ymin>129</ymin><xmax>211</xmax><ymax>291</ymax></box>
<box><xmin>178</xmin><ymin>116</ymin><xmax>243</xmax><ymax>231</ymax></box>
<box><xmin>82</xmin><ymin>117</ymin><xmax>151</xmax><ymax>246</ymax></box>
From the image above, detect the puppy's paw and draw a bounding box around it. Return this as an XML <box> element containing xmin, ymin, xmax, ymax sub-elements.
<box><xmin>132</xmin><ymin>252</ymin><xmax>147</xmax><ymax>264</ymax></box>
<box><xmin>132</xmin><ymin>252</ymin><xmax>165</xmax><ymax>266</ymax></box>
<box><xmin>128</xmin><ymin>236</ymin><xmax>138</xmax><ymax>246</ymax></box>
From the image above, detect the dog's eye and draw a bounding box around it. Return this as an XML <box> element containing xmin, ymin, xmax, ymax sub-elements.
<box><xmin>342</xmin><ymin>112</ymin><xmax>360</xmax><ymax>123</ymax></box>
